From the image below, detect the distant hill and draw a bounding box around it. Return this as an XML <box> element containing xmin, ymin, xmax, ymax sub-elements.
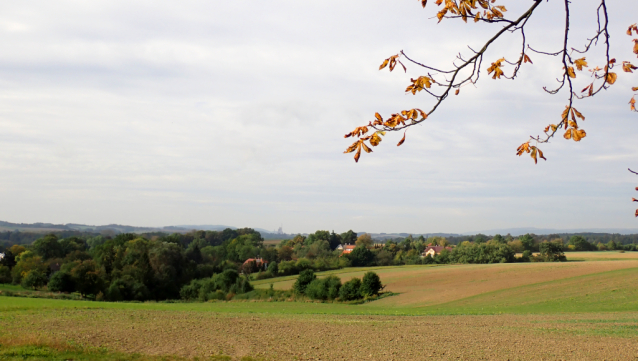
<box><xmin>465</xmin><ymin>227</ymin><xmax>638</xmax><ymax>236</ymax></box>
<box><xmin>0</xmin><ymin>221</ymin><xmax>295</xmax><ymax>240</ymax></box>
<box><xmin>2</xmin><ymin>220</ymin><xmax>637</xmax><ymax>240</ymax></box>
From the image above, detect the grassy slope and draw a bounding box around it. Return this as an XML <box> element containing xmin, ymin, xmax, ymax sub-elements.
<box><xmin>3</xmin><ymin>261</ymin><xmax>638</xmax><ymax>316</ymax></box>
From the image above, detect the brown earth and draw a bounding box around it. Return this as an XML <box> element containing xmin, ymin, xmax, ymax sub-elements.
<box><xmin>4</xmin><ymin>309</ymin><xmax>638</xmax><ymax>360</ymax></box>
<box><xmin>369</xmin><ymin>261</ymin><xmax>638</xmax><ymax>307</ymax></box>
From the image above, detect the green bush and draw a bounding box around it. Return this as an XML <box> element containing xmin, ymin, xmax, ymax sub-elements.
<box><xmin>20</xmin><ymin>270</ymin><xmax>47</xmax><ymax>290</ymax></box>
<box><xmin>0</xmin><ymin>265</ymin><xmax>11</xmax><ymax>284</ymax></box>
<box><xmin>293</xmin><ymin>269</ymin><xmax>316</xmax><ymax>294</ymax></box>
<box><xmin>348</xmin><ymin>246</ymin><xmax>374</xmax><ymax>267</ymax></box>
<box><xmin>305</xmin><ymin>279</ymin><xmax>328</xmax><ymax>300</ymax></box>
<box><xmin>48</xmin><ymin>271</ymin><xmax>74</xmax><ymax>293</ymax></box>
<box><xmin>339</xmin><ymin>278</ymin><xmax>362</xmax><ymax>301</ymax></box>
<box><xmin>538</xmin><ymin>241</ymin><xmax>567</xmax><ymax>262</ymax></box>
<box><xmin>254</xmin><ymin>271</ymin><xmax>273</xmax><ymax>280</ymax></box>
<box><xmin>305</xmin><ymin>275</ymin><xmax>342</xmax><ymax>300</ymax></box>
<box><xmin>267</xmin><ymin>261</ymin><xmax>278</xmax><ymax>274</ymax></box>
<box><xmin>360</xmin><ymin>272</ymin><xmax>382</xmax><ymax>296</ymax></box>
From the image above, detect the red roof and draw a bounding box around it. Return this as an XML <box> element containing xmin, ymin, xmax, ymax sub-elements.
<box><xmin>423</xmin><ymin>246</ymin><xmax>452</xmax><ymax>254</ymax></box>
<box><xmin>243</xmin><ymin>258</ymin><xmax>266</xmax><ymax>265</ymax></box>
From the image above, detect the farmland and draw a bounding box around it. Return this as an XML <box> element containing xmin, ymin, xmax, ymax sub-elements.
<box><xmin>2</xmin><ymin>253</ymin><xmax>638</xmax><ymax>360</ymax></box>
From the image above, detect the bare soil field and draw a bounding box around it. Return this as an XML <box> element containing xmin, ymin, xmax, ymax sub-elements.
<box><xmin>3</xmin><ymin>308</ymin><xmax>638</xmax><ymax>360</ymax></box>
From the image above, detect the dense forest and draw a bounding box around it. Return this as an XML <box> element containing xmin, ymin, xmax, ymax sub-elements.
<box><xmin>0</xmin><ymin>228</ymin><xmax>635</xmax><ymax>301</ymax></box>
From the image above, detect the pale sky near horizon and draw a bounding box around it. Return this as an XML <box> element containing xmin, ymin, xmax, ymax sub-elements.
<box><xmin>1</xmin><ymin>0</ymin><xmax>637</xmax><ymax>234</ymax></box>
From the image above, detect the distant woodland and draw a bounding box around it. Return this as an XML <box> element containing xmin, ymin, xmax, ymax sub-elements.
<box><xmin>0</xmin><ymin>228</ymin><xmax>636</xmax><ymax>302</ymax></box>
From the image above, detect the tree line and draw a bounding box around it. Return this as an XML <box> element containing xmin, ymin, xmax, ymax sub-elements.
<box><xmin>2</xmin><ymin>228</ymin><xmax>635</xmax><ymax>301</ymax></box>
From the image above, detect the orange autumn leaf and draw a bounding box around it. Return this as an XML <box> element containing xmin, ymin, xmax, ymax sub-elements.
<box><xmin>523</xmin><ymin>54</ymin><xmax>533</xmax><ymax>64</ymax></box>
<box><xmin>622</xmin><ymin>61</ymin><xmax>638</xmax><ymax>73</ymax></box>
<box><xmin>397</xmin><ymin>132</ymin><xmax>406</xmax><ymax>146</ymax></box>
<box><xmin>574</xmin><ymin>58</ymin><xmax>588</xmax><ymax>71</ymax></box>
<box><xmin>370</xmin><ymin>132</ymin><xmax>383</xmax><ymax>146</ymax></box>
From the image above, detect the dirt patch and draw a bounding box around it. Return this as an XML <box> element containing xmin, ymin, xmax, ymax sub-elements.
<box><xmin>3</xmin><ymin>309</ymin><xmax>638</xmax><ymax>360</ymax></box>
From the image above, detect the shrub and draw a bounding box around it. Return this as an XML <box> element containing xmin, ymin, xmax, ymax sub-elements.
<box><xmin>277</xmin><ymin>260</ymin><xmax>298</xmax><ymax>276</ymax></box>
<box><xmin>339</xmin><ymin>278</ymin><xmax>362</xmax><ymax>301</ymax></box>
<box><xmin>539</xmin><ymin>241</ymin><xmax>566</xmax><ymax>262</ymax></box>
<box><xmin>305</xmin><ymin>275</ymin><xmax>342</xmax><ymax>300</ymax></box>
<box><xmin>0</xmin><ymin>265</ymin><xmax>11</xmax><ymax>284</ymax></box>
<box><xmin>267</xmin><ymin>261</ymin><xmax>278</xmax><ymax>274</ymax></box>
<box><xmin>254</xmin><ymin>271</ymin><xmax>273</xmax><ymax>280</ymax></box>
<box><xmin>360</xmin><ymin>272</ymin><xmax>382</xmax><ymax>296</ymax></box>
<box><xmin>305</xmin><ymin>279</ymin><xmax>328</xmax><ymax>300</ymax></box>
<box><xmin>293</xmin><ymin>269</ymin><xmax>316</xmax><ymax>294</ymax></box>
<box><xmin>21</xmin><ymin>270</ymin><xmax>47</xmax><ymax>290</ymax></box>
<box><xmin>213</xmin><ymin>269</ymin><xmax>239</xmax><ymax>292</ymax></box>
<box><xmin>48</xmin><ymin>271</ymin><xmax>74</xmax><ymax>293</ymax></box>
<box><xmin>348</xmin><ymin>246</ymin><xmax>374</xmax><ymax>267</ymax></box>
<box><xmin>520</xmin><ymin>250</ymin><xmax>532</xmax><ymax>262</ymax></box>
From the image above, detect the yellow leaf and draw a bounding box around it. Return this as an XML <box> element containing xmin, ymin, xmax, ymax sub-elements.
<box><xmin>574</xmin><ymin>129</ymin><xmax>586</xmax><ymax>141</ymax></box>
<box><xmin>574</xmin><ymin>58</ymin><xmax>588</xmax><ymax>71</ymax></box>
<box><xmin>354</xmin><ymin>147</ymin><xmax>361</xmax><ymax>163</ymax></box>
<box><xmin>566</xmin><ymin>67</ymin><xmax>576</xmax><ymax>78</ymax></box>
<box><xmin>564</xmin><ymin>129</ymin><xmax>572</xmax><ymax>140</ymax></box>
<box><xmin>537</xmin><ymin>148</ymin><xmax>546</xmax><ymax>162</ymax></box>
<box><xmin>633</xmin><ymin>87</ymin><xmax>638</xmax><ymax>91</ymax></box>
<box><xmin>630</xmin><ymin>96</ymin><xmax>636</xmax><ymax>112</ymax></box>
<box><xmin>606</xmin><ymin>72</ymin><xmax>617</xmax><ymax>85</ymax></box>
<box><xmin>397</xmin><ymin>132</ymin><xmax>406</xmax><ymax>147</ymax></box>
<box><xmin>523</xmin><ymin>54</ymin><xmax>532</xmax><ymax>64</ymax></box>
<box><xmin>516</xmin><ymin>141</ymin><xmax>530</xmax><ymax>156</ymax></box>
<box><xmin>561</xmin><ymin>106</ymin><xmax>570</xmax><ymax>123</ymax></box>
<box><xmin>572</xmin><ymin>107</ymin><xmax>585</xmax><ymax>120</ymax></box>
<box><xmin>370</xmin><ymin>133</ymin><xmax>382</xmax><ymax>146</ymax></box>
<box><xmin>361</xmin><ymin>142</ymin><xmax>372</xmax><ymax>153</ymax></box>
<box><xmin>379</xmin><ymin>59</ymin><xmax>389</xmax><ymax>70</ymax></box>
<box><xmin>455</xmin><ymin>88</ymin><xmax>460</xmax><ymax>95</ymax></box>
<box><xmin>623</xmin><ymin>61</ymin><xmax>637</xmax><ymax>73</ymax></box>
<box><xmin>344</xmin><ymin>140</ymin><xmax>360</xmax><ymax>153</ymax></box>
<box><xmin>474</xmin><ymin>12</ymin><xmax>480</xmax><ymax>22</ymax></box>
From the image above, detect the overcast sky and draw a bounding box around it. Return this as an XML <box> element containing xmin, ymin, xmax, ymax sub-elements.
<box><xmin>1</xmin><ymin>0</ymin><xmax>637</xmax><ymax>234</ymax></box>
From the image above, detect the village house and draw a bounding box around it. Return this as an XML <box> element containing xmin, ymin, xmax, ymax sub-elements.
<box><xmin>421</xmin><ymin>246</ymin><xmax>452</xmax><ymax>258</ymax></box>
<box><xmin>242</xmin><ymin>257</ymin><xmax>268</xmax><ymax>271</ymax></box>
<box><xmin>340</xmin><ymin>244</ymin><xmax>356</xmax><ymax>254</ymax></box>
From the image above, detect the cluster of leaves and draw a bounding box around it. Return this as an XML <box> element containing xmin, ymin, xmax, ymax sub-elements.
<box><xmin>345</xmin><ymin>0</ymin><xmax>637</xmax><ymax>167</ymax></box>
<box><xmin>343</xmin><ymin>109</ymin><xmax>426</xmax><ymax>162</ymax></box>
<box><xmin>429</xmin><ymin>0</ymin><xmax>508</xmax><ymax>23</ymax></box>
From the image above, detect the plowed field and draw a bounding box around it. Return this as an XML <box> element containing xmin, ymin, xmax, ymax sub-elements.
<box><xmin>3</xmin><ymin>308</ymin><xmax>638</xmax><ymax>360</ymax></box>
